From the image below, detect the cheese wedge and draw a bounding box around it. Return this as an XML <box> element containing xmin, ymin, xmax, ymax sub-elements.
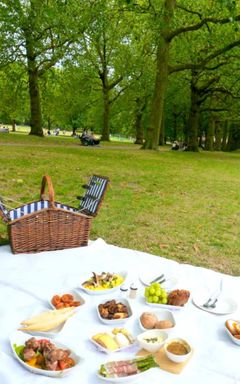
<box><xmin>92</xmin><ymin>333</ymin><xmax>119</xmax><ymax>351</ymax></box>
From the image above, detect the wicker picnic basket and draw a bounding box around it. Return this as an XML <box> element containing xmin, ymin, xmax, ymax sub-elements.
<box><xmin>0</xmin><ymin>174</ymin><xmax>109</xmax><ymax>254</ymax></box>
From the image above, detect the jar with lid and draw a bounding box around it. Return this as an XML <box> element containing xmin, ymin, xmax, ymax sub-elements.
<box><xmin>120</xmin><ymin>284</ymin><xmax>128</xmax><ymax>298</ymax></box>
<box><xmin>129</xmin><ymin>283</ymin><xmax>138</xmax><ymax>299</ymax></box>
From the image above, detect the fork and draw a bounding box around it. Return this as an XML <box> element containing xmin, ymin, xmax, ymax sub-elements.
<box><xmin>140</xmin><ymin>275</ymin><xmax>166</xmax><ymax>286</ymax></box>
<box><xmin>203</xmin><ymin>279</ymin><xmax>223</xmax><ymax>308</ymax></box>
<box><xmin>150</xmin><ymin>274</ymin><xmax>165</xmax><ymax>284</ymax></box>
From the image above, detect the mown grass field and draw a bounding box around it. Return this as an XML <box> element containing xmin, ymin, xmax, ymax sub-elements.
<box><xmin>0</xmin><ymin>132</ymin><xmax>240</xmax><ymax>275</ymax></box>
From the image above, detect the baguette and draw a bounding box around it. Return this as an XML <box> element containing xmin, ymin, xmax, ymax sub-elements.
<box><xmin>21</xmin><ymin>307</ymin><xmax>74</xmax><ymax>326</ymax></box>
<box><xmin>19</xmin><ymin>308</ymin><xmax>75</xmax><ymax>331</ymax></box>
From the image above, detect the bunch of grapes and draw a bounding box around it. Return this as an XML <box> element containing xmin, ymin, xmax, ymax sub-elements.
<box><xmin>144</xmin><ymin>282</ymin><xmax>168</xmax><ymax>304</ymax></box>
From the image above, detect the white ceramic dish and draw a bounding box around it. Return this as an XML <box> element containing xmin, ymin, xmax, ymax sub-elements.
<box><xmin>164</xmin><ymin>338</ymin><xmax>192</xmax><ymax>363</ymax></box>
<box><xmin>19</xmin><ymin>323</ymin><xmax>66</xmax><ymax>338</ymax></box>
<box><xmin>225</xmin><ymin>321</ymin><xmax>240</xmax><ymax>346</ymax></box>
<box><xmin>139</xmin><ymin>309</ymin><xmax>176</xmax><ymax>331</ymax></box>
<box><xmin>90</xmin><ymin>330</ymin><xmax>135</xmax><ymax>354</ymax></box>
<box><xmin>96</xmin><ymin>355</ymin><xmax>152</xmax><ymax>383</ymax></box>
<box><xmin>137</xmin><ymin>329</ymin><xmax>168</xmax><ymax>353</ymax></box>
<box><xmin>10</xmin><ymin>331</ymin><xmax>81</xmax><ymax>377</ymax></box>
<box><xmin>49</xmin><ymin>289</ymin><xmax>85</xmax><ymax>310</ymax></box>
<box><xmin>19</xmin><ymin>308</ymin><xmax>76</xmax><ymax>338</ymax></box>
<box><xmin>96</xmin><ymin>370</ymin><xmax>149</xmax><ymax>383</ymax></box>
<box><xmin>192</xmin><ymin>293</ymin><xmax>238</xmax><ymax>315</ymax></box>
<box><xmin>145</xmin><ymin>299</ymin><xmax>185</xmax><ymax>311</ymax></box>
<box><xmin>97</xmin><ymin>298</ymin><xmax>133</xmax><ymax>325</ymax></box>
<box><xmin>80</xmin><ymin>271</ymin><xmax>127</xmax><ymax>295</ymax></box>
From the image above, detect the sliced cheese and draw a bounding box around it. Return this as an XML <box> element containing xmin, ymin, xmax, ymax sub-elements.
<box><xmin>93</xmin><ymin>333</ymin><xmax>119</xmax><ymax>351</ymax></box>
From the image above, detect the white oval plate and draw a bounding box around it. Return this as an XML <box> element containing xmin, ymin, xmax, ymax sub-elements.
<box><xmin>80</xmin><ymin>271</ymin><xmax>127</xmax><ymax>295</ymax></box>
<box><xmin>145</xmin><ymin>299</ymin><xmax>185</xmax><ymax>311</ymax></box>
<box><xmin>192</xmin><ymin>293</ymin><xmax>238</xmax><ymax>315</ymax></box>
<box><xmin>97</xmin><ymin>298</ymin><xmax>133</xmax><ymax>325</ymax></box>
<box><xmin>49</xmin><ymin>289</ymin><xmax>85</xmax><ymax>311</ymax></box>
<box><xmin>96</xmin><ymin>355</ymin><xmax>152</xmax><ymax>383</ymax></box>
<box><xmin>18</xmin><ymin>308</ymin><xmax>76</xmax><ymax>338</ymax></box>
<box><xmin>139</xmin><ymin>309</ymin><xmax>176</xmax><ymax>331</ymax></box>
<box><xmin>10</xmin><ymin>331</ymin><xmax>81</xmax><ymax>377</ymax></box>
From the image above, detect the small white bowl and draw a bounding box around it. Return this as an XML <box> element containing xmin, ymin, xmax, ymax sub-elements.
<box><xmin>97</xmin><ymin>298</ymin><xmax>133</xmax><ymax>325</ymax></box>
<box><xmin>139</xmin><ymin>309</ymin><xmax>176</xmax><ymax>332</ymax></box>
<box><xmin>137</xmin><ymin>329</ymin><xmax>168</xmax><ymax>353</ymax></box>
<box><xmin>164</xmin><ymin>338</ymin><xmax>192</xmax><ymax>363</ymax></box>
<box><xmin>225</xmin><ymin>320</ymin><xmax>240</xmax><ymax>346</ymax></box>
<box><xmin>49</xmin><ymin>289</ymin><xmax>85</xmax><ymax>310</ymax></box>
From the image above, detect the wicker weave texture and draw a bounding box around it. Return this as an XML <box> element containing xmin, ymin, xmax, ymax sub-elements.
<box><xmin>8</xmin><ymin>208</ymin><xmax>92</xmax><ymax>254</ymax></box>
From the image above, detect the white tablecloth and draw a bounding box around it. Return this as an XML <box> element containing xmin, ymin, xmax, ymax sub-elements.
<box><xmin>0</xmin><ymin>239</ymin><xmax>239</xmax><ymax>384</ymax></box>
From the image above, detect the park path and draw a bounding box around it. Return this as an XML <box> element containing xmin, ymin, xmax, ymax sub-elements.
<box><xmin>0</xmin><ymin>143</ymin><xmax>141</xmax><ymax>150</ymax></box>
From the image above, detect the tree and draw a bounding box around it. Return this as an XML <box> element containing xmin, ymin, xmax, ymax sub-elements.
<box><xmin>132</xmin><ymin>0</ymin><xmax>240</xmax><ymax>149</ymax></box>
<box><xmin>76</xmin><ymin>1</ymin><xmax>141</xmax><ymax>140</ymax></box>
<box><xmin>0</xmin><ymin>63</ymin><xmax>29</xmax><ymax>129</ymax></box>
<box><xmin>0</xmin><ymin>0</ymin><xmax>94</xmax><ymax>136</ymax></box>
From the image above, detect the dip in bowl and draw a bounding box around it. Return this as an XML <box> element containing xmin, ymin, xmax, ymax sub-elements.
<box><xmin>164</xmin><ymin>338</ymin><xmax>192</xmax><ymax>363</ymax></box>
<box><xmin>137</xmin><ymin>329</ymin><xmax>168</xmax><ymax>353</ymax></box>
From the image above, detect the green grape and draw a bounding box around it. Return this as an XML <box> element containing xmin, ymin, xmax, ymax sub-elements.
<box><xmin>162</xmin><ymin>298</ymin><xmax>168</xmax><ymax>304</ymax></box>
<box><xmin>149</xmin><ymin>287</ymin><xmax>155</xmax><ymax>295</ymax></box>
<box><xmin>153</xmin><ymin>296</ymin><xmax>159</xmax><ymax>303</ymax></box>
<box><xmin>147</xmin><ymin>296</ymin><xmax>154</xmax><ymax>303</ymax></box>
<box><xmin>145</xmin><ymin>287</ymin><xmax>150</xmax><ymax>297</ymax></box>
<box><xmin>155</xmin><ymin>290</ymin><xmax>161</xmax><ymax>297</ymax></box>
<box><xmin>152</xmin><ymin>282</ymin><xmax>160</xmax><ymax>290</ymax></box>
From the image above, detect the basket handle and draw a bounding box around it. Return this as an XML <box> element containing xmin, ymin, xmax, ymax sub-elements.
<box><xmin>40</xmin><ymin>175</ymin><xmax>55</xmax><ymax>209</ymax></box>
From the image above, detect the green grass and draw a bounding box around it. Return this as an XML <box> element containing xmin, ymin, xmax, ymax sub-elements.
<box><xmin>0</xmin><ymin>132</ymin><xmax>240</xmax><ymax>275</ymax></box>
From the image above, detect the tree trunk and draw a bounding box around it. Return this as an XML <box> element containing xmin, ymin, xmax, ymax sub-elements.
<box><xmin>72</xmin><ymin>127</ymin><xmax>77</xmax><ymax>136</ymax></box>
<box><xmin>101</xmin><ymin>87</ymin><xmax>110</xmax><ymax>141</ymax></box>
<box><xmin>172</xmin><ymin>112</ymin><xmax>178</xmax><ymax>141</ymax></box>
<box><xmin>214</xmin><ymin>121</ymin><xmax>222</xmax><ymax>151</ymax></box>
<box><xmin>25</xmin><ymin>32</ymin><xmax>43</xmax><ymax>137</ymax></box>
<box><xmin>226</xmin><ymin>123</ymin><xmax>240</xmax><ymax>151</ymax></box>
<box><xmin>12</xmin><ymin>119</ymin><xmax>16</xmax><ymax>132</ymax></box>
<box><xmin>47</xmin><ymin>117</ymin><xmax>51</xmax><ymax>131</ymax></box>
<box><xmin>205</xmin><ymin>116</ymin><xmax>215</xmax><ymax>151</ymax></box>
<box><xmin>187</xmin><ymin>73</ymin><xmax>200</xmax><ymax>152</ymax></box>
<box><xmin>159</xmin><ymin>111</ymin><xmax>165</xmax><ymax>145</ymax></box>
<box><xmin>221</xmin><ymin>120</ymin><xmax>229</xmax><ymax>151</ymax></box>
<box><xmin>142</xmin><ymin>0</ymin><xmax>175</xmax><ymax>150</ymax></box>
<box><xmin>142</xmin><ymin>41</ymin><xmax>169</xmax><ymax>150</ymax></box>
<box><xmin>134</xmin><ymin>99</ymin><xmax>144</xmax><ymax>144</ymax></box>
<box><xmin>134</xmin><ymin>113</ymin><xmax>144</xmax><ymax>144</ymax></box>
<box><xmin>28</xmin><ymin>68</ymin><xmax>43</xmax><ymax>136</ymax></box>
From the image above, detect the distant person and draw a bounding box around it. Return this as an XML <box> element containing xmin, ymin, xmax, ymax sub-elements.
<box><xmin>47</xmin><ymin>129</ymin><xmax>51</xmax><ymax>136</ymax></box>
<box><xmin>171</xmin><ymin>141</ymin><xmax>180</xmax><ymax>150</ymax></box>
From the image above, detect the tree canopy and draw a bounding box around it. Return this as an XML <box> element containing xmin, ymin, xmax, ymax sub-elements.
<box><xmin>1</xmin><ymin>0</ymin><xmax>240</xmax><ymax>151</ymax></box>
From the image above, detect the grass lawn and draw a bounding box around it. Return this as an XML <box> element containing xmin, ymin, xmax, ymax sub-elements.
<box><xmin>0</xmin><ymin>132</ymin><xmax>240</xmax><ymax>275</ymax></box>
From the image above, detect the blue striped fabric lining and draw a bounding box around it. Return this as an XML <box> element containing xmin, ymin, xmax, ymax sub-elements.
<box><xmin>8</xmin><ymin>201</ymin><xmax>76</xmax><ymax>221</ymax></box>
<box><xmin>80</xmin><ymin>176</ymin><xmax>108</xmax><ymax>215</ymax></box>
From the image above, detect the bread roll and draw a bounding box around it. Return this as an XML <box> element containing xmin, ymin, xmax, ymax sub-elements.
<box><xmin>225</xmin><ymin>319</ymin><xmax>240</xmax><ymax>337</ymax></box>
<box><xmin>154</xmin><ymin>320</ymin><xmax>173</xmax><ymax>329</ymax></box>
<box><xmin>140</xmin><ymin>312</ymin><xmax>157</xmax><ymax>329</ymax></box>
